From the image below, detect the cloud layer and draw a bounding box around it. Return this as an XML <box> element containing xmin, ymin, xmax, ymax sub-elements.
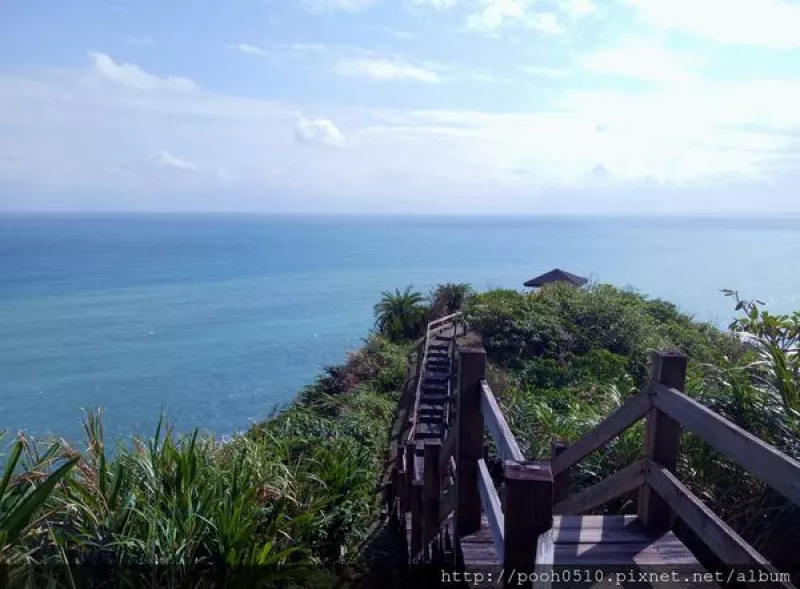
<box><xmin>2</xmin><ymin>1</ymin><xmax>800</xmax><ymax>213</ymax></box>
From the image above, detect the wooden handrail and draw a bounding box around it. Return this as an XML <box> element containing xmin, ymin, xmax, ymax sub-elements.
<box><xmin>553</xmin><ymin>458</ymin><xmax>647</xmax><ymax>515</ymax></box>
<box><xmin>394</xmin><ymin>339</ymin><xmax>798</xmax><ymax>581</ymax></box>
<box><xmin>439</xmin><ymin>428</ymin><xmax>457</xmax><ymax>471</ymax></box>
<box><xmin>646</xmin><ymin>460</ymin><xmax>772</xmax><ymax>567</ymax></box>
<box><xmin>405</xmin><ymin>312</ymin><xmax>461</xmax><ymax>445</ymax></box>
<box><xmin>439</xmin><ymin>485</ymin><xmax>455</xmax><ymax>523</ymax></box>
<box><xmin>428</xmin><ymin>311</ymin><xmax>462</xmax><ymax>331</ymax></box>
<box><xmin>551</xmin><ymin>390</ymin><xmax>651</xmax><ymax>475</ymax></box>
<box><xmin>477</xmin><ymin>458</ymin><xmax>505</xmax><ymax>561</ymax></box>
<box><xmin>480</xmin><ymin>381</ymin><xmax>525</xmax><ymax>462</ymax></box>
<box><xmin>650</xmin><ymin>381</ymin><xmax>800</xmax><ymax>506</ymax></box>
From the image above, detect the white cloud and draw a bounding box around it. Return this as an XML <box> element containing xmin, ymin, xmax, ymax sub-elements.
<box><xmin>466</xmin><ymin>0</ymin><xmax>562</xmax><ymax>35</ymax></box>
<box><xmin>520</xmin><ymin>66</ymin><xmax>570</xmax><ymax>78</ymax></box>
<box><xmin>151</xmin><ymin>150</ymin><xmax>199</xmax><ymax>172</ymax></box>
<box><xmin>302</xmin><ymin>0</ymin><xmax>380</xmax><ymax>12</ymax></box>
<box><xmin>295</xmin><ymin>116</ymin><xmax>347</xmax><ymax>147</ymax></box>
<box><xmin>563</xmin><ymin>0</ymin><xmax>596</xmax><ymax>19</ymax></box>
<box><xmin>625</xmin><ymin>0</ymin><xmax>800</xmax><ymax>49</ymax></box>
<box><xmin>89</xmin><ymin>52</ymin><xmax>196</xmax><ymax>92</ymax></box>
<box><xmin>333</xmin><ymin>58</ymin><xmax>441</xmax><ymax>82</ymax></box>
<box><xmin>408</xmin><ymin>0</ymin><xmax>459</xmax><ymax>9</ymax></box>
<box><xmin>527</xmin><ymin>12</ymin><xmax>562</xmax><ymax>34</ymax></box>
<box><xmin>582</xmin><ymin>42</ymin><xmax>694</xmax><ymax>85</ymax></box>
<box><xmin>1</xmin><ymin>52</ymin><xmax>800</xmax><ymax>214</ymax></box>
<box><xmin>231</xmin><ymin>44</ymin><xmax>266</xmax><ymax>56</ymax></box>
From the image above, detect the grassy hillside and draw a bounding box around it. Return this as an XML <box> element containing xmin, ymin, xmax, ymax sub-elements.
<box><xmin>2</xmin><ymin>282</ymin><xmax>798</xmax><ymax>585</ymax></box>
<box><xmin>463</xmin><ymin>283</ymin><xmax>799</xmax><ymax>577</ymax></box>
<box><xmin>1</xmin><ymin>333</ymin><xmax>410</xmax><ymax>588</ymax></box>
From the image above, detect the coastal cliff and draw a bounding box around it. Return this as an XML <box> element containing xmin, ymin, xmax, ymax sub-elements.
<box><xmin>1</xmin><ymin>283</ymin><xmax>798</xmax><ymax>586</ymax></box>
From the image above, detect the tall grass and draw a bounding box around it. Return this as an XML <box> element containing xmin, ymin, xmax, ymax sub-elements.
<box><xmin>466</xmin><ymin>283</ymin><xmax>800</xmax><ymax>577</ymax></box>
<box><xmin>1</xmin><ymin>333</ymin><xmax>410</xmax><ymax>588</ymax></box>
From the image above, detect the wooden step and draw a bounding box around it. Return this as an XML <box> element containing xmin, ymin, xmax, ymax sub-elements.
<box><xmin>459</xmin><ymin>515</ymin><xmax>711</xmax><ymax>577</ymax></box>
<box><xmin>425</xmin><ymin>357</ymin><xmax>449</xmax><ymax>364</ymax></box>
<box><xmin>423</xmin><ymin>372</ymin><xmax>449</xmax><ymax>381</ymax></box>
<box><xmin>415</xmin><ymin>427</ymin><xmax>443</xmax><ymax>440</ymax></box>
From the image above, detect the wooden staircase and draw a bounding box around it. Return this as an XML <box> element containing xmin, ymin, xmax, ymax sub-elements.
<box><xmin>387</xmin><ymin>314</ymin><xmax>799</xmax><ymax>588</ymax></box>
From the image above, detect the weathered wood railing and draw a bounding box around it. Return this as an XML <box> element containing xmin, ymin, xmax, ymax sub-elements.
<box><xmin>392</xmin><ymin>337</ymin><xmax>800</xmax><ymax>586</ymax></box>
<box><xmin>550</xmin><ymin>351</ymin><xmax>800</xmax><ymax>579</ymax></box>
<box><xmin>405</xmin><ymin>312</ymin><xmax>463</xmax><ymax>446</ymax></box>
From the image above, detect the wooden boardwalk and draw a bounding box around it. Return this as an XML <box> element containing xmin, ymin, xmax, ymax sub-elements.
<box><xmin>388</xmin><ymin>314</ymin><xmax>799</xmax><ymax>588</ymax></box>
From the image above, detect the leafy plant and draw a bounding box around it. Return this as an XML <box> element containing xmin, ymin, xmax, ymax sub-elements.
<box><xmin>428</xmin><ymin>282</ymin><xmax>474</xmax><ymax>319</ymax></box>
<box><xmin>373</xmin><ymin>286</ymin><xmax>427</xmax><ymax>342</ymax></box>
<box><xmin>723</xmin><ymin>289</ymin><xmax>800</xmax><ymax>413</ymax></box>
<box><xmin>1</xmin><ymin>433</ymin><xmax>78</xmax><ymax>560</ymax></box>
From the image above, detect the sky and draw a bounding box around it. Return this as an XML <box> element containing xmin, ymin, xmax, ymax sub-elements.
<box><xmin>1</xmin><ymin>0</ymin><xmax>800</xmax><ymax>214</ymax></box>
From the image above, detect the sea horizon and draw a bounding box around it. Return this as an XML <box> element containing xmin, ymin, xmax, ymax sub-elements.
<box><xmin>2</xmin><ymin>214</ymin><xmax>799</xmax><ymax>443</ymax></box>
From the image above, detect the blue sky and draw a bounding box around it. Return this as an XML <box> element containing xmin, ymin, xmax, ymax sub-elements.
<box><xmin>2</xmin><ymin>0</ymin><xmax>800</xmax><ymax>214</ymax></box>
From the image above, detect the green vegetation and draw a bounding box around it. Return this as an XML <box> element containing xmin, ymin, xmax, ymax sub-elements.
<box><xmin>0</xmin><ymin>330</ymin><xmax>411</xmax><ymax>588</ymax></box>
<box><xmin>463</xmin><ymin>282</ymin><xmax>799</xmax><ymax>577</ymax></box>
<box><xmin>2</xmin><ymin>281</ymin><xmax>798</xmax><ymax>583</ymax></box>
<box><xmin>427</xmin><ymin>282</ymin><xmax>474</xmax><ymax>321</ymax></box>
<box><xmin>373</xmin><ymin>286</ymin><xmax>426</xmax><ymax>343</ymax></box>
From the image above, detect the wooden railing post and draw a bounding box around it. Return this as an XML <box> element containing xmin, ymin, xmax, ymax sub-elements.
<box><xmin>423</xmin><ymin>440</ymin><xmax>442</xmax><ymax>547</ymax></box>
<box><xmin>404</xmin><ymin>441</ymin><xmax>415</xmax><ymax>515</ymax></box>
<box><xmin>551</xmin><ymin>441</ymin><xmax>570</xmax><ymax>504</ymax></box>
<box><xmin>396</xmin><ymin>446</ymin><xmax>407</xmax><ymax>514</ymax></box>
<box><xmin>503</xmin><ymin>461</ymin><xmax>553</xmax><ymax>588</ymax></box>
<box><xmin>639</xmin><ymin>350</ymin><xmax>687</xmax><ymax>530</ymax></box>
<box><xmin>455</xmin><ymin>346</ymin><xmax>486</xmax><ymax>537</ymax></box>
<box><xmin>411</xmin><ymin>479</ymin><xmax>423</xmax><ymax>560</ymax></box>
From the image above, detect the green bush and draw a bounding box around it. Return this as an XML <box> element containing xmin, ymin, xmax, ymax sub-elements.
<box><xmin>1</xmin><ymin>331</ymin><xmax>411</xmax><ymax>586</ymax></box>
<box><xmin>470</xmin><ymin>283</ymin><xmax>799</xmax><ymax>579</ymax></box>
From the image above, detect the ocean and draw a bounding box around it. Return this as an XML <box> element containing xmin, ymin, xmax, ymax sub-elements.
<box><xmin>2</xmin><ymin>214</ymin><xmax>799</xmax><ymax>443</ymax></box>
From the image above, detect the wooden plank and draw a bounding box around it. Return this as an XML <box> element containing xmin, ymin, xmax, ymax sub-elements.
<box><xmin>414</xmin><ymin>441</ymin><xmax>424</xmax><ymax>482</ymax></box>
<box><xmin>552</xmin><ymin>533</ymin><xmax>703</xmax><ymax>566</ymax></box>
<box><xmin>639</xmin><ymin>351</ymin><xmax>686</xmax><ymax>531</ymax></box>
<box><xmin>535</xmin><ymin>528</ymin><xmax>555</xmax><ymax>566</ymax></box>
<box><xmin>651</xmin><ymin>381</ymin><xmax>800</xmax><ymax>507</ymax></box>
<box><xmin>411</xmin><ymin>479</ymin><xmax>423</xmax><ymax>559</ymax></box>
<box><xmin>396</xmin><ymin>469</ymin><xmax>406</xmax><ymax>514</ymax></box>
<box><xmin>557</xmin><ymin>514</ymin><xmax>637</xmax><ymax>528</ymax></box>
<box><xmin>554</xmin><ymin>458</ymin><xmax>646</xmax><ymax>515</ymax></box>
<box><xmin>455</xmin><ymin>347</ymin><xmax>486</xmax><ymax>537</ymax></box>
<box><xmin>439</xmin><ymin>427</ymin><xmax>457</xmax><ymax>471</ymax></box>
<box><xmin>647</xmin><ymin>461</ymin><xmax>779</xmax><ymax>569</ymax></box>
<box><xmin>423</xmin><ymin>440</ymin><xmax>442</xmax><ymax>546</ymax></box>
<box><xmin>481</xmin><ymin>381</ymin><xmax>525</xmax><ymax>462</ymax></box>
<box><xmin>477</xmin><ymin>458</ymin><xmax>505</xmax><ymax>561</ymax></box>
<box><xmin>404</xmin><ymin>441</ymin><xmax>415</xmax><ymax>512</ymax></box>
<box><xmin>428</xmin><ymin>312</ymin><xmax>461</xmax><ymax>332</ymax></box>
<box><xmin>551</xmin><ymin>442</ymin><xmax>570</xmax><ymax>504</ymax></box>
<box><xmin>551</xmin><ymin>390</ymin><xmax>651</xmax><ymax>476</ymax></box>
<box><xmin>553</xmin><ymin>518</ymin><xmax>660</xmax><ymax>544</ymax></box>
<box><xmin>439</xmin><ymin>486</ymin><xmax>455</xmax><ymax>523</ymax></box>
<box><xmin>503</xmin><ymin>461</ymin><xmax>553</xmax><ymax>588</ymax></box>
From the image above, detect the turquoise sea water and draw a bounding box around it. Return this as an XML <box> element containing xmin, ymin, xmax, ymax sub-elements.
<box><xmin>2</xmin><ymin>214</ymin><xmax>800</xmax><ymax>442</ymax></box>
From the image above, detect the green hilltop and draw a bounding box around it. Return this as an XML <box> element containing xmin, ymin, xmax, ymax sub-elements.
<box><xmin>1</xmin><ymin>282</ymin><xmax>798</xmax><ymax>586</ymax></box>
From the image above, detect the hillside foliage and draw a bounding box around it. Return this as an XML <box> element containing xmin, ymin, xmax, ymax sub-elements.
<box><xmin>463</xmin><ymin>282</ymin><xmax>799</xmax><ymax>577</ymax></box>
<box><xmin>2</xmin><ymin>281</ymin><xmax>798</xmax><ymax>583</ymax></box>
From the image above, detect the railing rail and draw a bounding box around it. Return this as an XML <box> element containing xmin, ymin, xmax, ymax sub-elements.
<box><xmin>480</xmin><ymin>381</ymin><xmax>525</xmax><ymax>462</ymax></box>
<box><xmin>392</xmin><ymin>331</ymin><xmax>798</xmax><ymax>587</ymax></box>
<box><xmin>405</xmin><ymin>312</ymin><xmax>461</xmax><ymax>445</ymax></box>
<box><xmin>545</xmin><ymin>350</ymin><xmax>797</xmax><ymax>586</ymax></box>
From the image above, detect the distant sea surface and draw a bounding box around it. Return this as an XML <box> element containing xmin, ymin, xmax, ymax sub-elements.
<box><xmin>2</xmin><ymin>214</ymin><xmax>800</xmax><ymax>442</ymax></box>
